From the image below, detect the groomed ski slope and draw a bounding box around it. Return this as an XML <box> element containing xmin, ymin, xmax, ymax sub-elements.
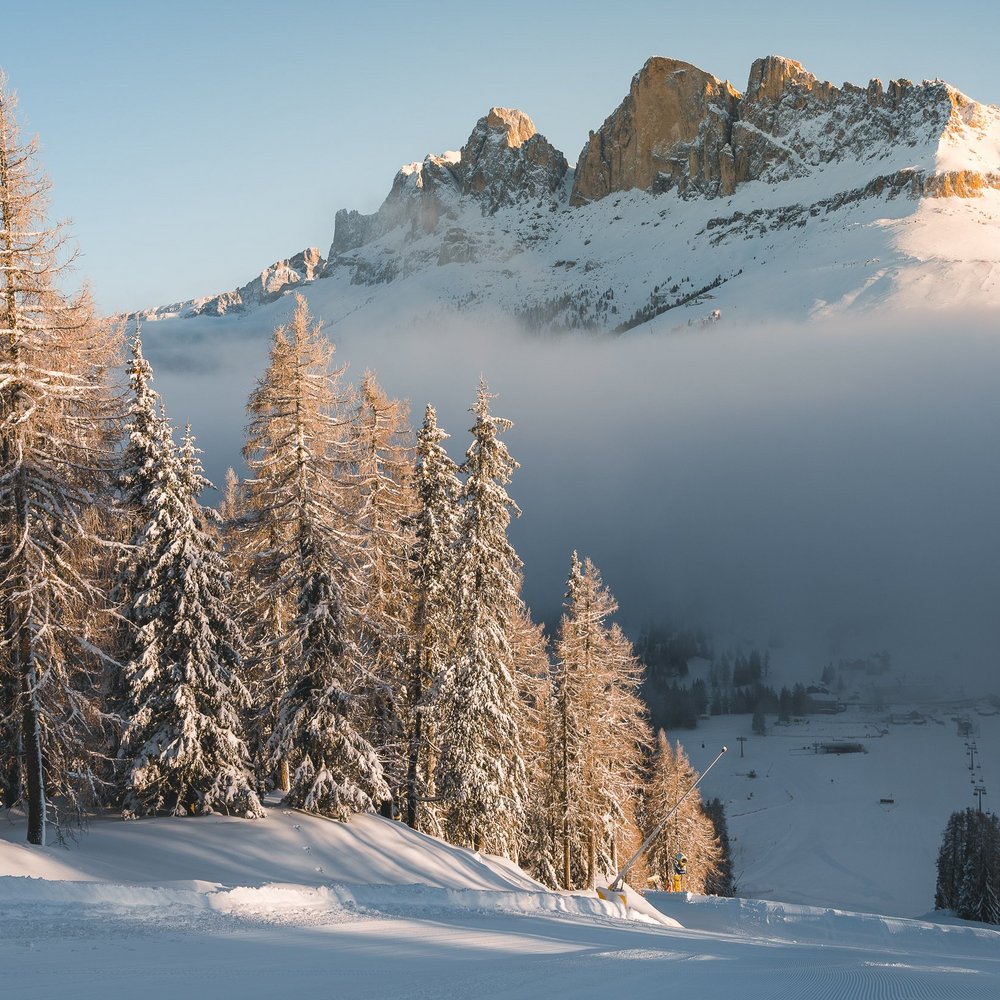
<box><xmin>3</xmin><ymin>789</ymin><xmax>998</xmax><ymax>999</ymax></box>
<box><xmin>683</xmin><ymin>704</ymin><xmax>1000</xmax><ymax>919</ymax></box>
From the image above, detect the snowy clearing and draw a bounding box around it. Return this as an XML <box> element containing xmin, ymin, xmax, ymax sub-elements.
<box><xmin>4</xmin><ymin>782</ymin><xmax>998</xmax><ymax>998</ymax></box>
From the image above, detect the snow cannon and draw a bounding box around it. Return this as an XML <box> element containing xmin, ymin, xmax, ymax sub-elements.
<box><xmin>597</xmin><ymin>746</ymin><xmax>728</xmax><ymax>911</ymax></box>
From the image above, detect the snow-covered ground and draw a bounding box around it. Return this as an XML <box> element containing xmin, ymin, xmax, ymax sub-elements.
<box><xmin>4</xmin><ymin>726</ymin><xmax>999</xmax><ymax>1000</ymax></box>
<box><xmin>681</xmin><ymin>704</ymin><xmax>1000</xmax><ymax>918</ymax></box>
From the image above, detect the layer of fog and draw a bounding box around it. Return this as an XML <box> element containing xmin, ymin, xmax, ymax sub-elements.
<box><xmin>145</xmin><ymin>309</ymin><xmax>1000</xmax><ymax>690</ymax></box>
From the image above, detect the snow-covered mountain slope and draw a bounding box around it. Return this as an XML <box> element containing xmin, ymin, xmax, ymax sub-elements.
<box><xmin>4</xmin><ymin>789</ymin><xmax>999</xmax><ymax>999</ymax></box>
<box><xmin>137</xmin><ymin>54</ymin><xmax>1000</xmax><ymax>335</ymax></box>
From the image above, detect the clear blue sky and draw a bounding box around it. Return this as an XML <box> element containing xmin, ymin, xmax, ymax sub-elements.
<box><xmin>4</xmin><ymin>0</ymin><xmax>998</xmax><ymax>314</ymax></box>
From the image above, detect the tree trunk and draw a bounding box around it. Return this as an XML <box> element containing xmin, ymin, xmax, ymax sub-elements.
<box><xmin>561</xmin><ymin>693</ymin><xmax>571</xmax><ymax>890</ymax></box>
<box><xmin>588</xmin><ymin>824</ymin><xmax>597</xmax><ymax>890</ymax></box>
<box><xmin>21</xmin><ymin>662</ymin><xmax>45</xmax><ymax>846</ymax></box>
<box><xmin>404</xmin><ymin>648</ymin><xmax>425</xmax><ymax>829</ymax></box>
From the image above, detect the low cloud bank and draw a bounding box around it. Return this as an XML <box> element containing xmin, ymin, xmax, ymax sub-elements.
<box><xmin>147</xmin><ymin>308</ymin><xmax>1000</xmax><ymax>687</ymax></box>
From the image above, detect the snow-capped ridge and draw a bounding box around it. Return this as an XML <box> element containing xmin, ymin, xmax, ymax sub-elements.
<box><xmin>137</xmin><ymin>246</ymin><xmax>325</xmax><ymax>321</ymax></box>
<box><xmin>137</xmin><ymin>54</ymin><xmax>1000</xmax><ymax>327</ymax></box>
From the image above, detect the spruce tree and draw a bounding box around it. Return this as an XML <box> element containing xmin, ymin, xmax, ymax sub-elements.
<box><xmin>110</xmin><ymin>329</ymin><xmax>165</xmax><ymax>712</ymax></box>
<box><xmin>0</xmin><ymin>74</ymin><xmax>119</xmax><ymax>843</ymax></box>
<box><xmin>701</xmin><ymin>797</ymin><xmax>735</xmax><ymax>896</ymax></box>
<box><xmin>117</xmin><ymin>410</ymin><xmax>261</xmax><ymax>819</ymax></box>
<box><xmin>405</xmin><ymin>403</ymin><xmax>462</xmax><ymax>832</ymax></box>
<box><xmin>435</xmin><ymin>380</ymin><xmax>526</xmax><ymax>857</ymax></box>
<box><xmin>267</xmin><ymin>522</ymin><xmax>389</xmax><ymax>819</ymax></box>
<box><xmin>939</xmin><ymin>808</ymin><xmax>1000</xmax><ymax>924</ymax></box>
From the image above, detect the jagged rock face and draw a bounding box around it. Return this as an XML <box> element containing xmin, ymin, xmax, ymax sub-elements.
<box><xmin>571</xmin><ymin>58</ymin><xmax>742</xmax><ymax>205</ymax></box>
<box><xmin>194</xmin><ymin>248</ymin><xmax>324</xmax><ymax>316</ymax></box>
<box><xmin>328</xmin><ymin>107</ymin><xmax>567</xmax><ymax>265</ymax></box>
<box><xmin>572</xmin><ymin>53</ymin><xmax>1000</xmax><ymax>205</ymax></box>
<box><xmin>733</xmin><ymin>56</ymin><xmax>951</xmax><ymax>185</ymax></box>
<box><xmin>458</xmin><ymin>107</ymin><xmax>568</xmax><ymax>212</ymax></box>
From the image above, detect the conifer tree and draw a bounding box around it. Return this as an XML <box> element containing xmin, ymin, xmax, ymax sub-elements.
<box><xmin>937</xmin><ymin>808</ymin><xmax>1000</xmax><ymax>923</ymax></box>
<box><xmin>512</xmin><ymin>607</ymin><xmax>559</xmax><ymax>886</ymax></box>
<box><xmin>552</xmin><ymin>554</ymin><xmax>649</xmax><ymax>889</ymax></box>
<box><xmin>241</xmin><ymin>294</ymin><xmax>350</xmax><ymax>789</ymax></box>
<box><xmin>598</xmin><ymin>620</ymin><xmax>651</xmax><ymax>878</ymax></box>
<box><xmin>117</xmin><ymin>410</ymin><xmax>262</xmax><ymax>819</ymax></box>
<box><xmin>643</xmin><ymin>731</ymin><xmax>722</xmax><ymax>894</ymax></box>
<box><xmin>435</xmin><ymin>381</ymin><xmax>526</xmax><ymax>857</ymax></box>
<box><xmin>405</xmin><ymin>403</ymin><xmax>462</xmax><ymax>832</ymax></box>
<box><xmin>267</xmin><ymin>521</ymin><xmax>389</xmax><ymax>819</ymax></box>
<box><xmin>243</xmin><ymin>296</ymin><xmax>388</xmax><ymax>817</ymax></box>
<box><xmin>345</xmin><ymin>370</ymin><xmax>415</xmax><ymax>813</ymax></box>
<box><xmin>0</xmin><ymin>74</ymin><xmax>119</xmax><ymax>843</ymax></box>
<box><xmin>110</xmin><ymin>329</ymin><xmax>164</xmax><ymax>711</ymax></box>
<box><xmin>701</xmin><ymin>797</ymin><xmax>736</xmax><ymax>896</ymax></box>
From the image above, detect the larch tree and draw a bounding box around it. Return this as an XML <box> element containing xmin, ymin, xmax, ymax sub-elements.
<box><xmin>240</xmin><ymin>295</ymin><xmax>345</xmax><ymax>789</ymax></box>
<box><xmin>552</xmin><ymin>553</ymin><xmax>649</xmax><ymax>889</ymax></box>
<box><xmin>598</xmin><ymin>620</ymin><xmax>650</xmax><ymax>879</ymax></box>
<box><xmin>0</xmin><ymin>74</ymin><xmax>120</xmax><ymax>843</ymax></box>
<box><xmin>404</xmin><ymin>402</ymin><xmax>462</xmax><ymax>833</ymax></box>
<box><xmin>435</xmin><ymin>380</ymin><xmax>527</xmax><ymax>858</ymax></box>
<box><xmin>345</xmin><ymin>370</ymin><xmax>415</xmax><ymax>815</ymax></box>
<box><xmin>116</xmin><ymin>405</ymin><xmax>262</xmax><ymax>819</ymax></box>
<box><xmin>244</xmin><ymin>295</ymin><xmax>387</xmax><ymax>817</ymax></box>
<box><xmin>511</xmin><ymin>606</ymin><xmax>559</xmax><ymax>887</ymax></box>
<box><xmin>642</xmin><ymin>731</ymin><xmax>722</xmax><ymax>894</ymax></box>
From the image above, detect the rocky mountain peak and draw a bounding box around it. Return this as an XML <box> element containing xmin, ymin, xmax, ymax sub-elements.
<box><xmin>744</xmin><ymin>55</ymin><xmax>817</xmax><ymax>104</ymax></box>
<box><xmin>463</xmin><ymin>107</ymin><xmax>538</xmax><ymax>154</ymax></box>
<box><xmin>143</xmin><ymin>53</ymin><xmax>1000</xmax><ymax>327</ymax></box>
<box><xmin>458</xmin><ymin>107</ymin><xmax>567</xmax><ymax>211</ymax></box>
<box><xmin>571</xmin><ymin>57</ymin><xmax>741</xmax><ymax>204</ymax></box>
<box><xmin>328</xmin><ymin>107</ymin><xmax>568</xmax><ymax>260</ymax></box>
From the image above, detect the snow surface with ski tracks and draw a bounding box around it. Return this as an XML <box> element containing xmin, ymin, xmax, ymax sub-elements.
<box><xmin>3</xmin><ymin>777</ymin><xmax>998</xmax><ymax>999</ymax></box>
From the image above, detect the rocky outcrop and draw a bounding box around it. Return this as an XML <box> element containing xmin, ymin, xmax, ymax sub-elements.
<box><xmin>327</xmin><ymin>108</ymin><xmax>567</xmax><ymax>266</ymax></box>
<box><xmin>572</xmin><ymin>53</ymin><xmax>1000</xmax><ymax>204</ymax></box>
<box><xmin>458</xmin><ymin>107</ymin><xmax>568</xmax><ymax>212</ymax></box>
<box><xmin>571</xmin><ymin>58</ymin><xmax>741</xmax><ymax>204</ymax></box>
<box><xmin>330</xmin><ymin>152</ymin><xmax>463</xmax><ymax>257</ymax></box>
<box><xmin>194</xmin><ymin>248</ymin><xmax>325</xmax><ymax>316</ymax></box>
<box><xmin>731</xmin><ymin>56</ymin><xmax>949</xmax><ymax>186</ymax></box>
